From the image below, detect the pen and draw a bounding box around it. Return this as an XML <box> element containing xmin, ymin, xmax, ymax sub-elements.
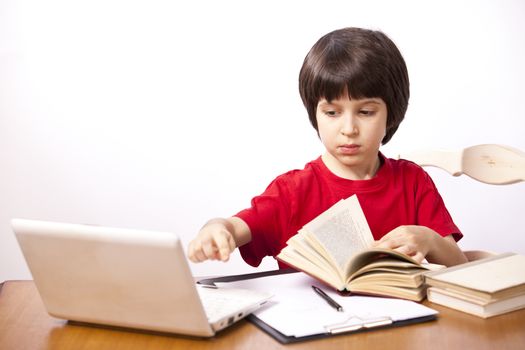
<box><xmin>312</xmin><ymin>285</ymin><xmax>344</xmax><ymax>312</ymax></box>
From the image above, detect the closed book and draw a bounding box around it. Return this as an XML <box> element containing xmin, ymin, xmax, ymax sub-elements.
<box><xmin>425</xmin><ymin>253</ymin><xmax>525</xmax><ymax>303</ymax></box>
<box><xmin>427</xmin><ymin>287</ymin><xmax>525</xmax><ymax>318</ymax></box>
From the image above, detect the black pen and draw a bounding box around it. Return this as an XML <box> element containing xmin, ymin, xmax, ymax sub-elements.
<box><xmin>312</xmin><ymin>285</ymin><xmax>344</xmax><ymax>312</ymax></box>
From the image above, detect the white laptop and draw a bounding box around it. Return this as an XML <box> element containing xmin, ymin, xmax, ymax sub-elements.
<box><xmin>11</xmin><ymin>218</ymin><xmax>272</xmax><ymax>337</ymax></box>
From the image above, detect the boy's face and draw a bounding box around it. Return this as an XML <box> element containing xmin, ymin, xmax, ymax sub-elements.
<box><xmin>316</xmin><ymin>93</ymin><xmax>387</xmax><ymax>179</ymax></box>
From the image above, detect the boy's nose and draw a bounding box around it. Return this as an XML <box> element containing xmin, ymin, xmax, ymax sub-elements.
<box><xmin>340</xmin><ymin>114</ymin><xmax>359</xmax><ymax>136</ymax></box>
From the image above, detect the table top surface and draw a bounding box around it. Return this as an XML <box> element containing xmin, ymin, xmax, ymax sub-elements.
<box><xmin>1</xmin><ymin>280</ymin><xmax>525</xmax><ymax>350</ymax></box>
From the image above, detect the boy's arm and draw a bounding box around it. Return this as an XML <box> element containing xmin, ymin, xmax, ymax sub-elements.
<box><xmin>187</xmin><ymin>217</ymin><xmax>252</xmax><ymax>262</ymax></box>
<box><xmin>373</xmin><ymin>225</ymin><xmax>468</xmax><ymax>266</ymax></box>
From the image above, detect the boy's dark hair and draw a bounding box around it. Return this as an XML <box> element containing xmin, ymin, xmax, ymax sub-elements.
<box><xmin>299</xmin><ymin>27</ymin><xmax>409</xmax><ymax>144</ymax></box>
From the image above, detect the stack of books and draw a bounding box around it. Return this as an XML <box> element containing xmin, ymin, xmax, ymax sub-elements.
<box><xmin>425</xmin><ymin>252</ymin><xmax>525</xmax><ymax>318</ymax></box>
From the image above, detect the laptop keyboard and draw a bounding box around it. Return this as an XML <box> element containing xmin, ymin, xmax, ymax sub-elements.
<box><xmin>197</xmin><ymin>286</ymin><xmax>270</xmax><ymax>322</ymax></box>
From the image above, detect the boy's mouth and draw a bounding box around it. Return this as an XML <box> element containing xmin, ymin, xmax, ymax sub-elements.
<box><xmin>339</xmin><ymin>144</ymin><xmax>360</xmax><ymax>154</ymax></box>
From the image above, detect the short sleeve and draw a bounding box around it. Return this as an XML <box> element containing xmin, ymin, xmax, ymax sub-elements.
<box><xmin>415</xmin><ymin>170</ymin><xmax>463</xmax><ymax>241</ymax></box>
<box><xmin>234</xmin><ymin>176</ymin><xmax>293</xmax><ymax>267</ymax></box>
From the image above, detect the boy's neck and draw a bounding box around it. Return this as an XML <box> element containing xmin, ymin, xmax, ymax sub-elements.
<box><xmin>321</xmin><ymin>152</ymin><xmax>382</xmax><ymax>181</ymax></box>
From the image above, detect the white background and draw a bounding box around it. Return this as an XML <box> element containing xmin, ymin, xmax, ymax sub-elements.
<box><xmin>1</xmin><ymin>0</ymin><xmax>524</xmax><ymax>282</ymax></box>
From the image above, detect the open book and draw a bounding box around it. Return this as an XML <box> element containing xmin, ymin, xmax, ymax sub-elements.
<box><xmin>276</xmin><ymin>195</ymin><xmax>443</xmax><ymax>301</ymax></box>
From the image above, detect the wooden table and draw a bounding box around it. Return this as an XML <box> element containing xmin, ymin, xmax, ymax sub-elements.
<box><xmin>1</xmin><ymin>280</ymin><xmax>524</xmax><ymax>350</ymax></box>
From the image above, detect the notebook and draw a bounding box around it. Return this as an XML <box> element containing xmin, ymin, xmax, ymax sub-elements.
<box><xmin>11</xmin><ymin>218</ymin><xmax>272</xmax><ymax>337</ymax></box>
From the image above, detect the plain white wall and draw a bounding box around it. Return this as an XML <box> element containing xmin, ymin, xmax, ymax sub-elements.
<box><xmin>1</xmin><ymin>0</ymin><xmax>524</xmax><ymax>282</ymax></box>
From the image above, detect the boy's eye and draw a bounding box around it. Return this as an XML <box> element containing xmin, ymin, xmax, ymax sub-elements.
<box><xmin>324</xmin><ymin>110</ymin><xmax>338</xmax><ymax>117</ymax></box>
<box><xmin>359</xmin><ymin>109</ymin><xmax>375</xmax><ymax>116</ymax></box>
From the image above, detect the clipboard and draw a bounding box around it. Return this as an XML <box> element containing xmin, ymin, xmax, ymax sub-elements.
<box><xmin>198</xmin><ymin>269</ymin><xmax>438</xmax><ymax>344</ymax></box>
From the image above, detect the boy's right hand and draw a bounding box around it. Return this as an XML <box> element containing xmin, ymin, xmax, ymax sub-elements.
<box><xmin>187</xmin><ymin>220</ymin><xmax>237</xmax><ymax>262</ymax></box>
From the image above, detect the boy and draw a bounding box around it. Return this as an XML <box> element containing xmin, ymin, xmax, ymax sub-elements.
<box><xmin>188</xmin><ymin>27</ymin><xmax>468</xmax><ymax>268</ymax></box>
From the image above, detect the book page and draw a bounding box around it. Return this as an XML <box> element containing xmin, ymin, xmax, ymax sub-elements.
<box><xmin>276</xmin><ymin>246</ymin><xmax>344</xmax><ymax>290</ymax></box>
<box><xmin>345</xmin><ymin>248</ymin><xmax>419</xmax><ymax>277</ymax></box>
<box><xmin>302</xmin><ymin>195</ymin><xmax>374</xmax><ymax>274</ymax></box>
<box><xmin>286</xmin><ymin>235</ymin><xmax>340</xmax><ymax>278</ymax></box>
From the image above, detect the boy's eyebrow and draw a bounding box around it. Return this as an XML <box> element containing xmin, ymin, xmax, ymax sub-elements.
<box><xmin>318</xmin><ymin>98</ymin><xmax>383</xmax><ymax>106</ymax></box>
<box><xmin>364</xmin><ymin>97</ymin><xmax>382</xmax><ymax>102</ymax></box>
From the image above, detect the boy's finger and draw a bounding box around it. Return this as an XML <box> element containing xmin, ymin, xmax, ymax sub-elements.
<box><xmin>228</xmin><ymin>234</ymin><xmax>236</xmax><ymax>252</ymax></box>
<box><xmin>222</xmin><ymin>234</ymin><xmax>236</xmax><ymax>261</ymax></box>
<box><xmin>202</xmin><ymin>240</ymin><xmax>219</xmax><ymax>260</ymax></box>
<box><xmin>411</xmin><ymin>251</ymin><xmax>425</xmax><ymax>264</ymax></box>
<box><xmin>375</xmin><ymin>238</ymin><xmax>399</xmax><ymax>250</ymax></box>
<box><xmin>193</xmin><ymin>249</ymin><xmax>208</xmax><ymax>262</ymax></box>
<box><xmin>218</xmin><ymin>248</ymin><xmax>231</xmax><ymax>261</ymax></box>
<box><xmin>394</xmin><ymin>245</ymin><xmax>411</xmax><ymax>255</ymax></box>
<box><xmin>218</xmin><ymin>239</ymin><xmax>233</xmax><ymax>261</ymax></box>
<box><xmin>187</xmin><ymin>241</ymin><xmax>200</xmax><ymax>262</ymax></box>
<box><xmin>211</xmin><ymin>231</ymin><xmax>235</xmax><ymax>261</ymax></box>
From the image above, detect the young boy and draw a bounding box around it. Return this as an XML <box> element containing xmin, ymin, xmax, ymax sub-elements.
<box><xmin>188</xmin><ymin>27</ymin><xmax>468</xmax><ymax>268</ymax></box>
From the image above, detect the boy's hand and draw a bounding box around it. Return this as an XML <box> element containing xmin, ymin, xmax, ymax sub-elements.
<box><xmin>372</xmin><ymin>225</ymin><xmax>438</xmax><ymax>264</ymax></box>
<box><xmin>188</xmin><ymin>221</ymin><xmax>237</xmax><ymax>262</ymax></box>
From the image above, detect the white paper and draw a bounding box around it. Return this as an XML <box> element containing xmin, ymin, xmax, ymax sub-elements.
<box><xmin>216</xmin><ymin>272</ymin><xmax>438</xmax><ymax>337</ymax></box>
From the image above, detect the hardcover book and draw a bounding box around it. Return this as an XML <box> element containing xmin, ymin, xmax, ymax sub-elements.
<box><xmin>425</xmin><ymin>252</ymin><xmax>525</xmax><ymax>317</ymax></box>
<box><xmin>276</xmin><ymin>195</ymin><xmax>442</xmax><ymax>301</ymax></box>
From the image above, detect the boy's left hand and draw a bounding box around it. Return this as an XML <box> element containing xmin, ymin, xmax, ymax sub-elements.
<box><xmin>372</xmin><ymin>225</ymin><xmax>438</xmax><ymax>263</ymax></box>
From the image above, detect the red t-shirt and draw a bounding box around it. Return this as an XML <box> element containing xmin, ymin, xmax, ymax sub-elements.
<box><xmin>235</xmin><ymin>153</ymin><xmax>462</xmax><ymax>268</ymax></box>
